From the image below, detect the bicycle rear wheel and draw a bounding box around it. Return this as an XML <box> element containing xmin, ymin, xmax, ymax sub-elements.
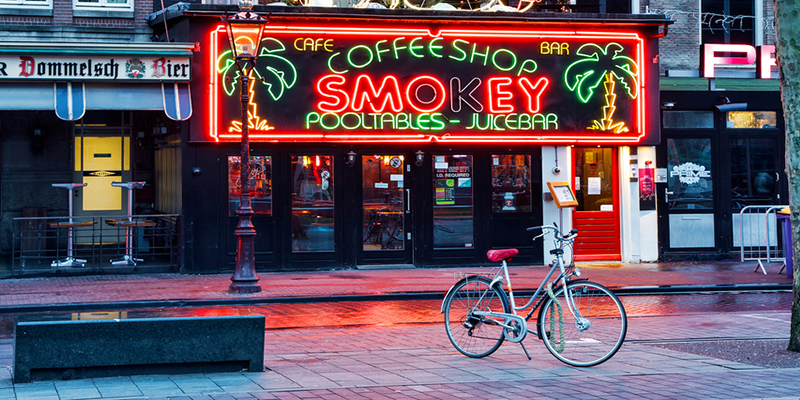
<box><xmin>443</xmin><ymin>275</ymin><xmax>510</xmax><ymax>358</ymax></box>
<box><xmin>539</xmin><ymin>281</ymin><xmax>627</xmax><ymax>367</ymax></box>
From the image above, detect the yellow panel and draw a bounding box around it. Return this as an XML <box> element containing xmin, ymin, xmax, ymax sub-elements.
<box><xmin>123</xmin><ymin>137</ymin><xmax>130</xmax><ymax>171</ymax></box>
<box><xmin>83</xmin><ymin>137</ymin><xmax>122</xmax><ymax>171</ymax></box>
<box><xmin>83</xmin><ymin>177</ymin><xmax>122</xmax><ymax>211</ymax></box>
<box><xmin>74</xmin><ymin>137</ymin><xmax>82</xmax><ymax>172</ymax></box>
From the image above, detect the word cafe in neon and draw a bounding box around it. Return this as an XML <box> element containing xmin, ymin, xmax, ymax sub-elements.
<box><xmin>166</xmin><ymin>7</ymin><xmax>670</xmax><ymax>273</ymax></box>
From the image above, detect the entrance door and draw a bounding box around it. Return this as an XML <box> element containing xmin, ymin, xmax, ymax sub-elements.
<box><xmin>74</xmin><ymin>134</ymin><xmax>130</xmax><ymax>216</ymax></box>
<box><xmin>285</xmin><ymin>152</ymin><xmax>343</xmax><ymax>270</ymax></box>
<box><xmin>572</xmin><ymin>147</ymin><xmax>621</xmax><ymax>261</ymax></box>
<box><xmin>357</xmin><ymin>153</ymin><xmax>412</xmax><ymax>266</ymax></box>
<box><xmin>660</xmin><ymin>137</ymin><xmax>717</xmax><ymax>252</ymax></box>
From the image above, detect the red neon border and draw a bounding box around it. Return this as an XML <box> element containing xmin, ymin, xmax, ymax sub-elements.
<box><xmin>208</xmin><ymin>25</ymin><xmax>648</xmax><ymax>144</ymax></box>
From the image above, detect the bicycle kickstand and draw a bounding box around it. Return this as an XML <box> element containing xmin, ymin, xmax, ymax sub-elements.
<box><xmin>519</xmin><ymin>341</ymin><xmax>531</xmax><ymax>360</ymax></box>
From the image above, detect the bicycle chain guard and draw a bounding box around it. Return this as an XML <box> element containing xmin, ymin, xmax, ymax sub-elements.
<box><xmin>502</xmin><ymin>314</ymin><xmax>528</xmax><ymax>343</ymax></box>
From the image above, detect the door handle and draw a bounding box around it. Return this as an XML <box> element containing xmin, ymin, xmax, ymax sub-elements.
<box><xmin>405</xmin><ymin>189</ymin><xmax>411</xmax><ymax>214</ymax></box>
<box><xmin>665</xmin><ymin>189</ymin><xmax>673</xmax><ymax>202</ymax></box>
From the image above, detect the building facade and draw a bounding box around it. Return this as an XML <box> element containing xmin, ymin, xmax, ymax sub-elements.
<box><xmin>149</xmin><ymin>4</ymin><xmax>668</xmax><ymax>273</ymax></box>
<box><xmin>3</xmin><ymin>0</ymin><xmax>781</xmax><ymax>275</ymax></box>
<box><xmin>0</xmin><ymin>0</ymin><xmax>193</xmax><ymax>273</ymax></box>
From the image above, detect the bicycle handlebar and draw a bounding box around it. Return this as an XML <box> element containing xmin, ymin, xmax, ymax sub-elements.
<box><xmin>526</xmin><ymin>225</ymin><xmax>578</xmax><ymax>242</ymax></box>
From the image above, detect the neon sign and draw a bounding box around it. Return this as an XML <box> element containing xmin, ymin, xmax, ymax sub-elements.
<box><xmin>703</xmin><ymin>44</ymin><xmax>776</xmax><ymax>79</ymax></box>
<box><xmin>207</xmin><ymin>24</ymin><xmax>650</xmax><ymax>143</ymax></box>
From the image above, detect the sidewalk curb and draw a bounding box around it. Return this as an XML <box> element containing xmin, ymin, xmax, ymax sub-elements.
<box><xmin>0</xmin><ymin>283</ymin><xmax>790</xmax><ymax>315</ymax></box>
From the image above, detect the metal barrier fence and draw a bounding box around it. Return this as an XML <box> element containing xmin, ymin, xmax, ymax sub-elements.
<box><xmin>738</xmin><ymin>205</ymin><xmax>788</xmax><ymax>275</ymax></box>
<box><xmin>12</xmin><ymin>214</ymin><xmax>180</xmax><ymax>275</ymax></box>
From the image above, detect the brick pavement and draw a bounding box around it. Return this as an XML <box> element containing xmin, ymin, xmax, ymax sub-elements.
<box><xmin>1</xmin><ymin>310</ymin><xmax>797</xmax><ymax>400</ymax></box>
<box><xmin>0</xmin><ymin>261</ymin><xmax>797</xmax><ymax>399</ymax></box>
<box><xmin>0</xmin><ymin>261</ymin><xmax>792</xmax><ymax>310</ymax></box>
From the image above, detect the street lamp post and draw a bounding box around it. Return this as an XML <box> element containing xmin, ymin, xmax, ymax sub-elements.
<box><xmin>224</xmin><ymin>0</ymin><xmax>267</xmax><ymax>294</ymax></box>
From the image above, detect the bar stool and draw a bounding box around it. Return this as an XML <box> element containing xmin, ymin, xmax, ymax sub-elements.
<box><xmin>109</xmin><ymin>181</ymin><xmax>147</xmax><ymax>266</ymax></box>
<box><xmin>51</xmin><ymin>183</ymin><xmax>89</xmax><ymax>267</ymax></box>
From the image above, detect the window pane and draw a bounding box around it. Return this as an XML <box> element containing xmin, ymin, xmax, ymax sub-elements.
<box><xmin>433</xmin><ymin>154</ymin><xmax>473</xmax><ymax>249</ymax></box>
<box><xmin>362</xmin><ymin>155</ymin><xmax>404</xmax><ymax>251</ymax></box>
<box><xmin>491</xmin><ymin>154</ymin><xmax>532</xmax><ymax>213</ymax></box>
<box><xmin>228</xmin><ymin>156</ymin><xmax>271</xmax><ymax>216</ymax></box>
<box><xmin>702</xmin><ymin>0</ymin><xmax>754</xmax><ymax>45</ymax></box>
<box><xmin>667</xmin><ymin>138</ymin><xmax>714</xmax><ymax>210</ymax></box>
<box><xmin>292</xmin><ymin>155</ymin><xmax>334</xmax><ymax>253</ymax></box>
<box><xmin>575</xmin><ymin>148</ymin><xmax>614</xmax><ymax>212</ymax></box>
<box><xmin>731</xmin><ymin>138</ymin><xmax>777</xmax><ymax>209</ymax></box>
<box><xmin>726</xmin><ymin>111</ymin><xmax>777</xmax><ymax>129</ymax></box>
<box><xmin>663</xmin><ymin>111</ymin><xmax>714</xmax><ymax>129</ymax></box>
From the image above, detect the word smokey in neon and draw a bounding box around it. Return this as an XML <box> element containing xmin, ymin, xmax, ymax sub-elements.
<box><xmin>209</xmin><ymin>25</ymin><xmax>647</xmax><ymax>143</ymax></box>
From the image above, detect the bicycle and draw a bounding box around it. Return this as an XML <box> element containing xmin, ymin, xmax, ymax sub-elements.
<box><xmin>441</xmin><ymin>224</ymin><xmax>627</xmax><ymax>367</ymax></box>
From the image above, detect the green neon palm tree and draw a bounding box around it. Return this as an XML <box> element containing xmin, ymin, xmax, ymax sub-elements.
<box><xmin>563</xmin><ymin>43</ymin><xmax>638</xmax><ymax>133</ymax></box>
<box><xmin>216</xmin><ymin>38</ymin><xmax>298</xmax><ymax>132</ymax></box>
<box><xmin>217</xmin><ymin>38</ymin><xmax>298</xmax><ymax>101</ymax></box>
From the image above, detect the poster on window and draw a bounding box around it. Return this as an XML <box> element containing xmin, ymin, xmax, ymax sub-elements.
<box><xmin>639</xmin><ymin>167</ymin><xmax>656</xmax><ymax>210</ymax></box>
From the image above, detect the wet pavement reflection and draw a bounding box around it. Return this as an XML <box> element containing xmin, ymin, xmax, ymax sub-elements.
<box><xmin>0</xmin><ymin>291</ymin><xmax>790</xmax><ymax>339</ymax></box>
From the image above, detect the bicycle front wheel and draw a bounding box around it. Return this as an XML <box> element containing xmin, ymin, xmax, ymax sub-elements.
<box><xmin>443</xmin><ymin>275</ymin><xmax>510</xmax><ymax>358</ymax></box>
<box><xmin>539</xmin><ymin>281</ymin><xmax>627</xmax><ymax>367</ymax></box>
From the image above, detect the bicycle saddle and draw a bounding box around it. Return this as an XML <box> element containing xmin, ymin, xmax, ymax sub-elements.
<box><xmin>487</xmin><ymin>248</ymin><xmax>519</xmax><ymax>262</ymax></box>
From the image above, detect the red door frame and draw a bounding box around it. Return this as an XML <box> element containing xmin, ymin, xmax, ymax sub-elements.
<box><xmin>572</xmin><ymin>147</ymin><xmax>621</xmax><ymax>261</ymax></box>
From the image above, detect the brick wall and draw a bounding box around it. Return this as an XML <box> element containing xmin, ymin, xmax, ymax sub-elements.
<box><xmin>652</xmin><ymin>0</ymin><xmax>777</xmax><ymax>75</ymax></box>
<box><xmin>0</xmin><ymin>0</ymin><xmax>153</xmax><ymax>30</ymax></box>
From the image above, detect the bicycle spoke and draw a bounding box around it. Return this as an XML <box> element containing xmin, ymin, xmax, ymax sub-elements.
<box><xmin>540</xmin><ymin>281</ymin><xmax>627</xmax><ymax>367</ymax></box>
<box><xmin>444</xmin><ymin>276</ymin><xmax>509</xmax><ymax>358</ymax></box>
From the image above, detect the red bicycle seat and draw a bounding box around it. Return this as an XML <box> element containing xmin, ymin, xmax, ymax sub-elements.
<box><xmin>486</xmin><ymin>248</ymin><xmax>519</xmax><ymax>262</ymax></box>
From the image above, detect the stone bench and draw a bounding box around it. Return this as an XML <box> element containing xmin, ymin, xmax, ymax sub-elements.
<box><xmin>13</xmin><ymin>315</ymin><xmax>265</xmax><ymax>383</ymax></box>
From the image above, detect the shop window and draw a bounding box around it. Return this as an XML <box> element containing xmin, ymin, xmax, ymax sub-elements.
<box><xmin>73</xmin><ymin>0</ymin><xmax>132</xmax><ymax>10</ymax></box>
<box><xmin>0</xmin><ymin>0</ymin><xmax>50</xmax><ymax>8</ymax></box>
<box><xmin>228</xmin><ymin>156</ymin><xmax>271</xmax><ymax>216</ymax></box>
<box><xmin>433</xmin><ymin>154</ymin><xmax>473</xmax><ymax>249</ymax></box>
<box><xmin>663</xmin><ymin>111</ymin><xmax>715</xmax><ymax>129</ymax></box>
<box><xmin>291</xmin><ymin>155</ymin><xmax>334</xmax><ymax>253</ymax></box>
<box><xmin>730</xmin><ymin>138</ymin><xmax>778</xmax><ymax>209</ymax></box>
<box><xmin>667</xmin><ymin>138</ymin><xmax>714</xmax><ymax>210</ymax></box>
<box><xmin>701</xmin><ymin>0</ymin><xmax>755</xmax><ymax>46</ymax></box>
<box><xmin>491</xmin><ymin>155</ymin><xmax>532</xmax><ymax>213</ymax></box>
<box><xmin>726</xmin><ymin>111</ymin><xmax>777</xmax><ymax>129</ymax></box>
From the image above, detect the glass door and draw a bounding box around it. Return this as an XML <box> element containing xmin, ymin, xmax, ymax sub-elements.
<box><xmin>432</xmin><ymin>154</ymin><xmax>474</xmax><ymax>250</ymax></box>
<box><xmin>662</xmin><ymin>137</ymin><xmax>716</xmax><ymax>250</ymax></box>
<box><xmin>358</xmin><ymin>153</ymin><xmax>412</xmax><ymax>266</ymax></box>
<box><xmin>572</xmin><ymin>147</ymin><xmax>621</xmax><ymax>261</ymax></box>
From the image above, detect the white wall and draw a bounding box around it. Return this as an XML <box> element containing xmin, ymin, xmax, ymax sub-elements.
<box><xmin>541</xmin><ymin>145</ymin><xmax>573</xmax><ymax>261</ymax></box>
<box><xmin>638</xmin><ymin>146</ymin><xmax>659</xmax><ymax>261</ymax></box>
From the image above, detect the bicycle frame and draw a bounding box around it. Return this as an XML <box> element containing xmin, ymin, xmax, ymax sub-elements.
<box><xmin>441</xmin><ymin>226</ymin><xmax>582</xmax><ymax>332</ymax></box>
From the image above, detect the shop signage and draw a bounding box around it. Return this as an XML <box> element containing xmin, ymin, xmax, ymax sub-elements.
<box><xmin>671</xmin><ymin>162</ymin><xmax>711</xmax><ymax>185</ymax></box>
<box><xmin>703</xmin><ymin>44</ymin><xmax>776</xmax><ymax>79</ymax></box>
<box><xmin>207</xmin><ymin>24</ymin><xmax>653</xmax><ymax>143</ymax></box>
<box><xmin>0</xmin><ymin>55</ymin><xmax>191</xmax><ymax>81</ymax></box>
